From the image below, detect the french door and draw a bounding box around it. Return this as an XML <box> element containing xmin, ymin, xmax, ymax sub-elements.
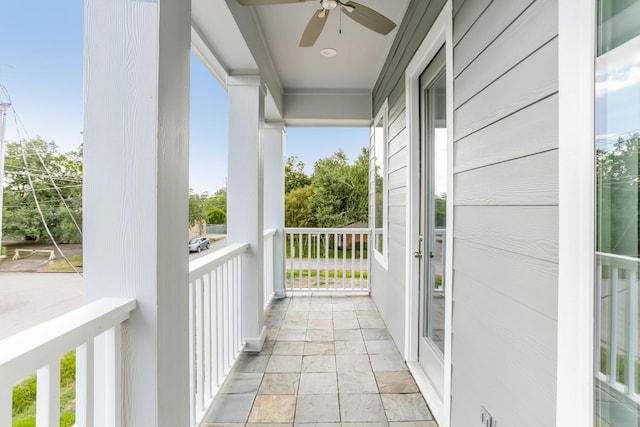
<box><xmin>417</xmin><ymin>45</ymin><xmax>447</xmax><ymax>399</ymax></box>
<box><xmin>594</xmin><ymin>1</ymin><xmax>640</xmax><ymax>425</ymax></box>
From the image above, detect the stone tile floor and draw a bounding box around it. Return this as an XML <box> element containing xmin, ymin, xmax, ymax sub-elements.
<box><xmin>202</xmin><ymin>293</ymin><xmax>438</xmax><ymax>427</ymax></box>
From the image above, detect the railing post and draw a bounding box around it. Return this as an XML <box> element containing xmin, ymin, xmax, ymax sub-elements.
<box><xmin>188</xmin><ymin>281</ymin><xmax>196</xmax><ymax>426</ymax></box>
<box><xmin>0</xmin><ymin>386</ymin><xmax>10</xmax><ymax>427</ymax></box>
<box><xmin>609</xmin><ymin>267</ymin><xmax>619</xmax><ymax>386</ymax></box>
<box><xmin>595</xmin><ymin>257</ymin><xmax>603</xmax><ymax>382</ymax></box>
<box><xmin>36</xmin><ymin>360</ymin><xmax>61</xmax><ymax>427</ymax></box>
<box><xmin>626</xmin><ymin>271</ymin><xmax>638</xmax><ymax>394</ymax></box>
<box><xmin>105</xmin><ymin>326</ymin><xmax>122</xmax><ymax>427</ymax></box>
<box><xmin>76</xmin><ymin>341</ymin><xmax>95</xmax><ymax>427</ymax></box>
<box><xmin>195</xmin><ymin>278</ymin><xmax>205</xmax><ymax>416</ymax></box>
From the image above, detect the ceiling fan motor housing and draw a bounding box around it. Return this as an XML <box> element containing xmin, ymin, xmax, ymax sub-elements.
<box><xmin>321</xmin><ymin>0</ymin><xmax>338</xmax><ymax>10</ymax></box>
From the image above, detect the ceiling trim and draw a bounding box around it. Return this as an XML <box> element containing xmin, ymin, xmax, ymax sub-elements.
<box><xmin>191</xmin><ymin>23</ymin><xmax>229</xmax><ymax>89</ymax></box>
<box><xmin>225</xmin><ymin>0</ymin><xmax>285</xmax><ymax>117</ymax></box>
<box><xmin>284</xmin><ymin>89</ymin><xmax>372</xmax><ymax>126</ymax></box>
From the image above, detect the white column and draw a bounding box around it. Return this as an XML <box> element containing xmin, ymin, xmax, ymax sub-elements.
<box><xmin>227</xmin><ymin>75</ymin><xmax>267</xmax><ymax>351</ymax></box>
<box><xmin>264</xmin><ymin>122</ymin><xmax>286</xmax><ymax>299</ymax></box>
<box><xmin>83</xmin><ymin>0</ymin><xmax>190</xmax><ymax>426</ymax></box>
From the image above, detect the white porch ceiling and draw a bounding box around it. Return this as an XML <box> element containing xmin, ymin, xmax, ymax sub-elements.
<box><xmin>191</xmin><ymin>0</ymin><xmax>410</xmax><ymax>123</ymax></box>
<box><xmin>252</xmin><ymin>0</ymin><xmax>409</xmax><ymax>90</ymax></box>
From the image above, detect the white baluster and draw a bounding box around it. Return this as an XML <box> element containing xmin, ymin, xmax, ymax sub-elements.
<box><xmin>76</xmin><ymin>342</ymin><xmax>95</xmax><ymax>427</ymax></box>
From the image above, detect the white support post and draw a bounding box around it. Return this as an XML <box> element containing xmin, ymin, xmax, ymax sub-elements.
<box><xmin>264</xmin><ymin>122</ymin><xmax>286</xmax><ymax>299</ymax></box>
<box><xmin>83</xmin><ymin>0</ymin><xmax>191</xmax><ymax>425</ymax></box>
<box><xmin>227</xmin><ymin>75</ymin><xmax>267</xmax><ymax>351</ymax></box>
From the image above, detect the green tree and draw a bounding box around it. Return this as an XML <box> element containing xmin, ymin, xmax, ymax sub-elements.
<box><xmin>308</xmin><ymin>149</ymin><xmax>369</xmax><ymax>227</ymax></box>
<box><xmin>597</xmin><ymin>133</ymin><xmax>640</xmax><ymax>256</ymax></box>
<box><xmin>207</xmin><ymin>208</ymin><xmax>226</xmax><ymax>224</ymax></box>
<box><xmin>204</xmin><ymin>186</ymin><xmax>227</xmax><ymax>224</ymax></box>
<box><xmin>345</xmin><ymin>148</ymin><xmax>369</xmax><ymax>224</ymax></box>
<box><xmin>2</xmin><ymin>139</ymin><xmax>82</xmax><ymax>243</ymax></box>
<box><xmin>285</xmin><ymin>185</ymin><xmax>315</xmax><ymax>227</ymax></box>
<box><xmin>188</xmin><ymin>190</ymin><xmax>207</xmax><ymax>235</ymax></box>
<box><xmin>435</xmin><ymin>195</ymin><xmax>446</xmax><ymax>228</ymax></box>
<box><xmin>285</xmin><ymin>156</ymin><xmax>311</xmax><ymax>193</ymax></box>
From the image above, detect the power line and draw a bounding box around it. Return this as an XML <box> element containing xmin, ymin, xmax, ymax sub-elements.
<box><xmin>17</xmin><ymin>138</ymin><xmax>82</xmax><ymax>275</ymax></box>
<box><xmin>1</xmin><ymin>84</ymin><xmax>83</xmax><ymax>276</ymax></box>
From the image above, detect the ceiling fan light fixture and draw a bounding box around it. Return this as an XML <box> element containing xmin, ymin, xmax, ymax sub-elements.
<box><xmin>321</xmin><ymin>0</ymin><xmax>338</xmax><ymax>10</ymax></box>
<box><xmin>320</xmin><ymin>48</ymin><xmax>337</xmax><ymax>57</ymax></box>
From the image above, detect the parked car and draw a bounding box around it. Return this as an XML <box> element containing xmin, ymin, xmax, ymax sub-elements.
<box><xmin>188</xmin><ymin>237</ymin><xmax>210</xmax><ymax>253</ymax></box>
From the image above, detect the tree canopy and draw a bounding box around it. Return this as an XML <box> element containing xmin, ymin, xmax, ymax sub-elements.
<box><xmin>597</xmin><ymin>133</ymin><xmax>640</xmax><ymax>256</ymax></box>
<box><xmin>284</xmin><ymin>149</ymin><xmax>369</xmax><ymax>228</ymax></box>
<box><xmin>2</xmin><ymin>139</ymin><xmax>83</xmax><ymax>243</ymax></box>
<box><xmin>189</xmin><ymin>186</ymin><xmax>227</xmax><ymax>228</ymax></box>
<box><xmin>2</xmin><ymin>138</ymin><xmax>368</xmax><ymax>243</ymax></box>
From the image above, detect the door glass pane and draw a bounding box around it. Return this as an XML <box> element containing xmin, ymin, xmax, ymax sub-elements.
<box><xmin>426</xmin><ymin>70</ymin><xmax>447</xmax><ymax>354</ymax></box>
<box><xmin>373</xmin><ymin>116</ymin><xmax>385</xmax><ymax>256</ymax></box>
<box><xmin>595</xmin><ymin>2</ymin><xmax>640</xmax><ymax>425</ymax></box>
<box><xmin>598</xmin><ymin>0</ymin><xmax>640</xmax><ymax>55</ymax></box>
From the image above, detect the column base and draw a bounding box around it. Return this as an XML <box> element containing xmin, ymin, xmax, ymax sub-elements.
<box><xmin>243</xmin><ymin>326</ymin><xmax>267</xmax><ymax>352</ymax></box>
<box><xmin>274</xmin><ymin>289</ymin><xmax>286</xmax><ymax>299</ymax></box>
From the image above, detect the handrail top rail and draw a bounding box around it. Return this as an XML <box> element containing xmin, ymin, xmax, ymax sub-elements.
<box><xmin>189</xmin><ymin>242</ymin><xmax>250</xmax><ymax>280</ymax></box>
<box><xmin>264</xmin><ymin>228</ymin><xmax>277</xmax><ymax>238</ymax></box>
<box><xmin>0</xmin><ymin>297</ymin><xmax>136</xmax><ymax>385</ymax></box>
<box><xmin>285</xmin><ymin>227</ymin><xmax>370</xmax><ymax>233</ymax></box>
<box><xmin>596</xmin><ymin>251</ymin><xmax>640</xmax><ymax>264</ymax></box>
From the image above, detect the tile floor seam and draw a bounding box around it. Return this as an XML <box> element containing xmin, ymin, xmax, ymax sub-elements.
<box><xmin>202</xmin><ymin>294</ymin><xmax>436</xmax><ymax>426</ymax></box>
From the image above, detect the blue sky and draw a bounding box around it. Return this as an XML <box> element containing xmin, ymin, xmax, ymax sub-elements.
<box><xmin>0</xmin><ymin>0</ymin><xmax>368</xmax><ymax>195</ymax></box>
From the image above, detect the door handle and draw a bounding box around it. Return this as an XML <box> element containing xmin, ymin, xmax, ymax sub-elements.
<box><xmin>429</xmin><ymin>252</ymin><xmax>435</xmax><ymax>258</ymax></box>
<box><xmin>415</xmin><ymin>234</ymin><xmax>424</xmax><ymax>259</ymax></box>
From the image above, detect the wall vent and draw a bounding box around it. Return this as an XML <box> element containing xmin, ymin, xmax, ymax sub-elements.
<box><xmin>481</xmin><ymin>406</ymin><xmax>496</xmax><ymax>427</ymax></box>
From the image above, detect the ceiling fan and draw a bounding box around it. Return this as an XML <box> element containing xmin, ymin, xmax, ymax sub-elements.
<box><xmin>237</xmin><ymin>0</ymin><xmax>397</xmax><ymax>47</ymax></box>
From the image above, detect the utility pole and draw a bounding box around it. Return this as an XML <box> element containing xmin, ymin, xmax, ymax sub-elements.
<box><xmin>0</xmin><ymin>102</ymin><xmax>10</xmax><ymax>252</ymax></box>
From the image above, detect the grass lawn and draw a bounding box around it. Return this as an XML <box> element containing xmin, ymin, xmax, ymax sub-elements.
<box><xmin>41</xmin><ymin>255</ymin><xmax>83</xmax><ymax>273</ymax></box>
<box><xmin>13</xmin><ymin>351</ymin><xmax>76</xmax><ymax>427</ymax></box>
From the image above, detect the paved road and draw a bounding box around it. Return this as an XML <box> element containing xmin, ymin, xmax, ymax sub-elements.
<box><xmin>0</xmin><ymin>272</ymin><xmax>83</xmax><ymax>340</ymax></box>
<box><xmin>0</xmin><ymin>238</ymin><xmax>228</xmax><ymax>341</ymax></box>
<box><xmin>189</xmin><ymin>237</ymin><xmax>227</xmax><ymax>261</ymax></box>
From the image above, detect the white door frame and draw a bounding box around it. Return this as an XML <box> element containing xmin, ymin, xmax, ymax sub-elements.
<box><xmin>556</xmin><ymin>0</ymin><xmax>595</xmax><ymax>425</ymax></box>
<box><xmin>403</xmin><ymin>3</ymin><xmax>453</xmax><ymax>426</ymax></box>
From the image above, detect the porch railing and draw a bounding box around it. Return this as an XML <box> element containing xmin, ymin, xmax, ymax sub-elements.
<box><xmin>434</xmin><ymin>228</ymin><xmax>446</xmax><ymax>293</ymax></box>
<box><xmin>284</xmin><ymin>227</ymin><xmax>370</xmax><ymax>292</ymax></box>
<box><xmin>188</xmin><ymin>242</ymin><xmax>248</xmax><ymax>426</ymax></box>
<box><xmin>264</xmin><ymin>229</ymin><xmax>276</xmax><ymax>307</ymax></box>
<box><xmin>596</xmin><ymin>251</ymin><xmax>640</xmax><ymax>404</ymax></box>
<box><xmin>0</xmin><ymin>297</ymin><xmax>136</xmax><ymax>427</ymax></box>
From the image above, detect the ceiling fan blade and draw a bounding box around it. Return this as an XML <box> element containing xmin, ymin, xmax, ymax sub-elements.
<box><xmin>341</xmin><ymin>1</ymin><xmax>396</xmax><ymax>35</ymax></box>
<box><xmin>237</xmin><ymin>0</ymin><xmax>309</xmax><ymax>5</ymax></box>
<box><xmin>299</xmin><ymin>9</ymin><xmax>329</xmax><ymax>47</ymax></box>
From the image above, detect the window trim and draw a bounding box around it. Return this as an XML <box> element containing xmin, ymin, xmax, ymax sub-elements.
<box><xmin>371</xmin><ymin>99</ymin><xmax>389</xmax><ymax>269</ymax></box>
